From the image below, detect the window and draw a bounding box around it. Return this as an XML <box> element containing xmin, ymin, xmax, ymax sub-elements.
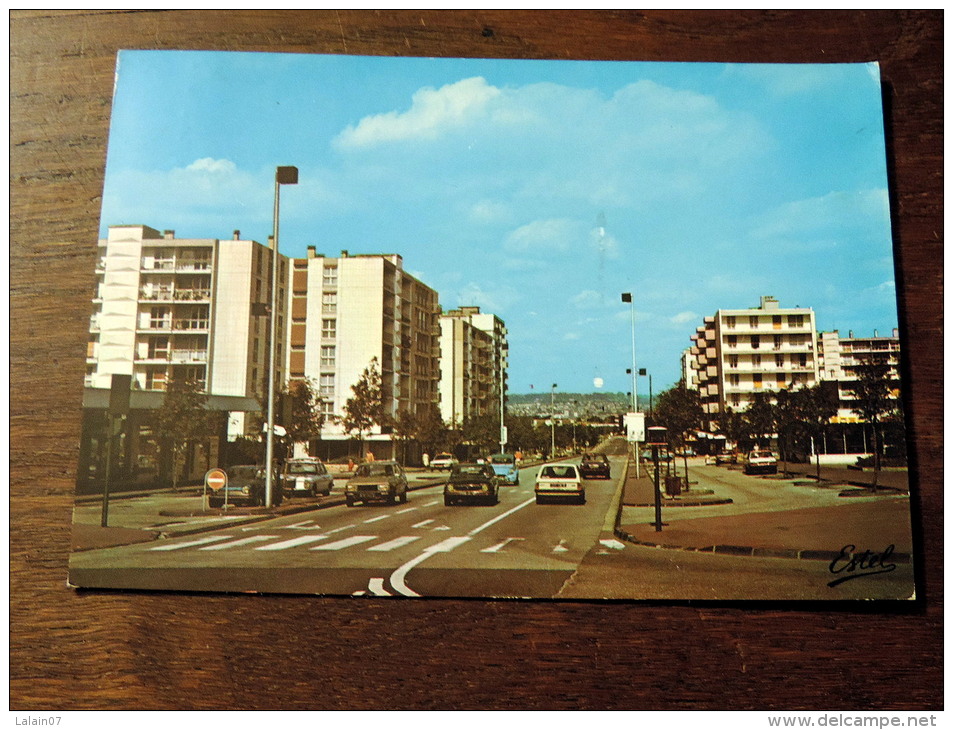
<box><xmin>321</xmin><ymin>345</ymin><xmax>335</xmax><ymax>368</ymax></box>
<box><xmin>319</xmin><ymin>374</ymin><xmax>335</xmax><ymax>397</ymax></box>
<box><xmin>752</xmin><ymin>354</ymin><xmax>762</xmax><ymax>367</ymax></box>
<box><xmin>725</xmin><ymin>316</ymin><xmax>736</xmax><ymax>329</ymax></box>
<box><xmin>729</xmin><ymin>374</ymin><xmax>740</xmax><ymax>386</ymax></box>
<box><xmin>322</xmin><ymin>319</ymin><xmax>336</xmax><ymax>339</ymax></box>
<box><xmin>728</xmin><ymin>355</ymin><xmax>739</xmax><ymax>369</ymax></box>
<box><xmin>726</xmin><ymin>335</ymin><xmax>737</xmax><ymax>348</ymax></box>
<box><xmin>323</xmin><ymin>266</ymin><xmax>338</xmax><ymax>287</ymax></box>
<box><xmin>751</xmin><ymin>335</ymin><xmax>760</xmax><ymax>349</ymax></box>
<box><xmin>749</xmin><ymin>316</ymin><xmax>759</xmax><ymax>329</ymax></box>
<box><xmin>788</xmin><ymin>314</ymin><xmax>804</xmax><ymax>328</ymax></box>
<box><xmin>774</xmin><ymin>334</ymin><xmax>783</xmax><ymax>349</ymax></box>
<box><xmin>322</xmin><ymin>292</ymin><xmax>337</xmax><ymax>313</ymax></box>
<box><xmin>773</xmin><ymin>315</ymin><xmax>782</xmax><ymax>329</ymax></box>
<box><xmin>753</xmin><ymin>373</ymin><xmax>763</xmax><ymax>389</ymax></box>
<box><xmin>797</xmin><ymin>353</ymin><xmax>808</xmax><ymax>368</ymax></box>
<box><xmin>775</xmin><ymin>354</ymin><xmax>784</xmax><ymax>367</ymax></box>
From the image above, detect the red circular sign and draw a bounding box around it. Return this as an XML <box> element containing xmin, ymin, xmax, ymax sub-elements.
<box><xmin>205</xmin><ymin>468</ymin><xmax>227</xmax><ymax>491</ymax></box>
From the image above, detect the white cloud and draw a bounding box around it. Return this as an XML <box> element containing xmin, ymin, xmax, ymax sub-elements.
<box><xmin>186</xmin><ymin>157</ymin><xmax>238</xmax><ymax>174</ymax></box>
<box><xmin>335</xmin><ymin>77</ymin><xmax>501</xmax><ymax>149</ymax></box>
<box><xmin>670</xmin><ymin>311</ymin><xmax>699</xmax><ymax>325</ymax></box>
<box><xmin>571</xmin><ymin>290</ymin><xmax>603</xmax><ymax>309</ymax></box>
<box><xmin>749</xmin><ymin>189</ymin><xmax>890</xmax><ymax>244</ymax></box>
<box><xmin>504</xmin><ymin>218</ymin><xmax>581</xmax><ymax>254</ymax></box>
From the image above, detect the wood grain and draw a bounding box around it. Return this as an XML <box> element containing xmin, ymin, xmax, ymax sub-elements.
<box><xmin>11</xmin><ymin>10</ymin><xmax>942</xmax><ymax>710</ymax></box>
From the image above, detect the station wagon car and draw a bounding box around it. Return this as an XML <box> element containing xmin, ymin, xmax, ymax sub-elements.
<box><xmin>579</xmin><ymin>453</ymin><xmax>611</xmax><ymax>480</ymax></box>
<box><xmin>209</xmin><ymin>465</ymin><xmax>283</xmax><ymax>508</ymax></box>
<box><xmin>534</xmin><ymin>462</ymin><xmax>585</xmax><ymax>505</ymax></box>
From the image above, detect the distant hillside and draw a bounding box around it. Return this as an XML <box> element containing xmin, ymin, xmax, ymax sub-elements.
<box><xmin>509</xmin><ymin>392</ymin><xmax>629</xmax><ymax>405</ymax></box>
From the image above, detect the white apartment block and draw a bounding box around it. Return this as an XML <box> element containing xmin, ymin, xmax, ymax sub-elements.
<box><xmin>818</xmin><ymin>328</ymin><xmax>902</xmax><ymax>423</ymax></box>
<box><xmin>438</xmin><ymin>306</ymin><xmax>508</xmax><ymax>427</ymax></box>
<box><xmin>689</xmin><ymin>296</ymin><xmax>819</xmax><ymax>424</ymax></box>
<box><xmin>87</xmin><ymin>225</ymin><xmax>287</xmax><ymax>421</ymax></box>
<box><xmin>287</xmin><ymin>248</ymin><xmax>441</xmax><ymax>444</ymax></box>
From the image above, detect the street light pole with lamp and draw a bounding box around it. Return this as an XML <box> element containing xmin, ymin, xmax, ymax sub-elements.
<box><xmin>621</xmin><ymin>292</ymin><xmax>642</xmax><ymax>477</ymax></box>
<box><xmin>264</xmin><ymin>165</ymin><xmax>298</xmax><ymax>509</ymax></box>
<box><xmin>550</xmin><ymin>383</ymin><xmax>557</xmax><ymax>457</ymax></box>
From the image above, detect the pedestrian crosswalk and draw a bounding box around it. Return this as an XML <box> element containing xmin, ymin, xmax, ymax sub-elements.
<box><xmin>146</xmin><ymin>530</ymin><xmax>606</xmax><ymax>556</ymax></box>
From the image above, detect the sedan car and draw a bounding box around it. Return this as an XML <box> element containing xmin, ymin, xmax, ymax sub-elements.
<box><xmin>579</xmin><ymin>453</ymin><xmax>611</xmax><ymax>480</ymax></box>
<box><xmin>429</xmin><ymin>452</ymin><xmax>458</xmax><ymax>470</ymax></box>
<box><xmin>281</xmin><ymin>457</ymin><xmax>334</xmax><ymax>497</ymax></box>
<box><xmin>487</xmin><ymin>453</ymin><xmax>520</xmax><ymax>485</ymax></box>
<box><xmin>209</xmin><ymin>465</ymin><xmax>283</xmax><ymax>508</ymax></box>
<box><xmin>345</xmin><ymin>461</ymin><xmax>408</xmax><ymax>506</ymax></box>
<box><xmin>743</xmin><ymin>450</ymin><xmax>778</xmax><ymax>475</ymax></box>
<box><xmin>534</xmin><ymin>462</ymin><xmax>585</xmax><ymax>505</ymax></box>
<box><xmin>444</xmin><ymin>463</ymin><xmax>500</xmax><ymax>506</ymax></box>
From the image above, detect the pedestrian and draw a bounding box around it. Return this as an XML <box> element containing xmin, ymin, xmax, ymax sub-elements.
<box><xmin>422</xmin><ymin>452</ymin><xmax>430</xmax><ymax>469</ymax></box>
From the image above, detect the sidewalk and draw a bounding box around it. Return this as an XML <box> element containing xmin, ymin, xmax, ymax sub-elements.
<box><xmin>615</xmin><ymin>461</ymin><xmax>914</xmax><ymax>561</ymax></box>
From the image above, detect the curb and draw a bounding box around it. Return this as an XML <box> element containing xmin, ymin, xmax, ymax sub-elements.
<box><xmin>614</xmin><ymin>527</ymin><xmax>913</xmax><ymax>563</ymax></box>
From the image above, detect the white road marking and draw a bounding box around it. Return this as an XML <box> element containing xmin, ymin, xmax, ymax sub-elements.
<box><xmin>396</xmin><ymin>507</ymin><xmax>417</xmax><ymax>515</ymax></box>
<box><xmin>391</xmin><ymin>536</ymin><xmax>472</xmax><ymax>597</ymax></box>
<box><xmin>467</xmin><ymin>497</ymin><xmax>536</xmax><ymax>536</ymax></box>
<box><xmin>254</xmin><ymin>535</ymin><xmax>329</xmax><ymax>551</ymax></box>
<box><xmin>481</xmin><ymin>537</ymin><xmax>524</xmax><ymax>554</ymax></box>
<box><xmin>282</xmin><ymin>520</ymin><xmax>319</xmax><ymax>530</ymax></box>
<box><xmin>150</xmin><ymin>535</ymin><xmax>232</xmax><ymax>551</ymax></box>
<box><xmin>599</xmin><ymin>539</ymin><xmax>627</xmax><ymax>551</ymax></box>
<box><xmin>412</xmin><ymin>519</ymin><xmax>434</xmax><ymax>529</ymax></box>
<box><xmin>363</xmin><ymin>514</ymin><xmax>391</xmax><ymax>524</ymax></box>
<box><xmin>199</xmin><ymin>535</ymin><xmax>278</xmax><ymax>551</ymax></box>
<box><xmin>423</xmin><ymin>500</ymin><xmax>441</xmax><ymax>507</ymax></box>
<box><xmin>367</xmin><ymin>578</ymin><xmax>391</xmax><ymax>596</ymax></box>
<box><xmin>367</xmin><ymin>536</ymin><xmax>421</xmax><ymax>552</ymax></box>
<box><xmin>310</xmin><ymin>535</ymin><xmax>377</xmax><ymax>551</ymax></box>
<box><xmin>553</xmin><ymin>540</ymin><xmax>570</xmax><ymax>553</ymax></box>
<box><xmin>326</xmin><ymin>524</ymin><xmax>355</xmax><ymax>534</ymax></box>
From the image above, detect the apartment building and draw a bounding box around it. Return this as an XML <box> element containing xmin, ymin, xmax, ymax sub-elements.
<box><xmin>689</xmin><ymin>296</ymin><xmax>819</xmax><ymax>425</ymax></box>
<box><xmin>438</xmin><ymin>306</ymin><xmax>508</xmax><ymax>427</ymax></box>
<box><xmin>818</xmin><ymin>328</ymin><xmax>902</xmax><ymax>422</ymax></box>
<box><xmin>286</xmin><ymin>247</ymin><xmax>442</xmax><ymax>453</ymax></box>
<box><xmin>87</xmin><ymin>225</ymin><xmax>287</xmax><ymax>410</ymax></box>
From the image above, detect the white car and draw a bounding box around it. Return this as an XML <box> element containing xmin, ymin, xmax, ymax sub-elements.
<box><xmin>743</xmin><ymin>451</ymin><xmax>778</xmax><ymax>475</ymax></box>
<box><xmin>534</xmin><ymin>462</ymin><xmax>585</xmax><ymax>505</ymax></box>
<box><xmin>429</xmin><ymin>452</ymin><xmax>457</xmax><ymax>470</ymax></box>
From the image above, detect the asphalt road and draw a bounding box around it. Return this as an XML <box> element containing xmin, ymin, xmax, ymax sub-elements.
<box><xmin>69</xmin><ymin>458</ymin><xmax>625</xmax><ymax>599</ymax></box>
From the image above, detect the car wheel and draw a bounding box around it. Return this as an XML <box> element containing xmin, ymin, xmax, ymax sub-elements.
<box><xmin>579</xmin><ymin>491</ymin><xmax>586</xmax><ymax>505</ymax></box>
<box><xmin>444</xmin><ymin>495</ymin><xmax>453</xmax><ymax>506</ymax></box>
<box><xmin>345</xmin><ymin>497</ymin><xmax>355</xmax><ymax>507</ymax></box>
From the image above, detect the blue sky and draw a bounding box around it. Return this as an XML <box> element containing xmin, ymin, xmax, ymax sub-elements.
<box><xmin>99</xmin><ymin>51</ymin><xmax>899</xmax><ymax>395</ymax></box>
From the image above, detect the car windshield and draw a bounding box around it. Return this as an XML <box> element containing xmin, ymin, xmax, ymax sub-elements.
<box><xmin>355</xmin><ymin>464</ymin><xmax>395</xmax><ymax>477</ymax></box>
<box><xmin>287</xmin><ymin>463</ymin><xmax>318</xmax><ymax>474</ymax></box>
<box><xmin>540</xmin><ymin>465</ymin><xmax>577</xmax><ymax>479</ymax></box>
<box><xmin>583</xmin><ymin>454</ymin><xmax>606</xmax><ymax>462</ymax></box>
<box><xmin>490</xmin><ymin>455</ymin><xmax>514</xmax><ymax>464</ymax></box>
<box><xmin>452</xmin><ymin>464</ymin><xmax>487</xmax><ymax>476</ymax></box>
<box><xmin>434</xmin><ymin>453</ymin><xmax>452</xmax><ymax>460</ymax></box>
<box><xmin>227</xmin><ymin>466</ymin><xmax>259</xmax><ymax>478</ymax></box>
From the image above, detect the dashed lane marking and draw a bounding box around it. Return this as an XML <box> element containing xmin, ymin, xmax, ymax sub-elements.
<box><xmin>149</xmin><ymin>535</ymin><xmax>232</xmax><ymax>551</ymax></box>
<box><xmin>199</xmin><ymin>535</ymin><xmax>278</xmax><ymax>551</ymax></box>
<box><xmin>412</xmin><ymin>519</ymin><xmax>435</xmax><ymax>529</ymax></box>
<box><xmin>367</xmin><ymin>536</ymin><xmax>421</xmax><ymax>552</ymax></box>
<box><xmin>310</xmin><ymin>535</ymin><xmax>377</xmax><ymax>551</ymax></box>
<box><xmin>254</xmin><ymin>535</ymin><xmax>330</xmax><ymax>551</ymax></box>
<box><xmin>481</xmin><ymin>537</ymin><xmax>524</xmax><ymax>554</ymax></box>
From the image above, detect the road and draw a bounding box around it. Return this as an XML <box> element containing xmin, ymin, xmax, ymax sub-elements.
<box><xmin>69</xmin><ymin>458</ymin><xmax>626</xmax><ymax>599</ymax></box>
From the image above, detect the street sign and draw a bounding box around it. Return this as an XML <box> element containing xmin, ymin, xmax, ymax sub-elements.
<box><xmin>205</xmin><ymin>468</ymin><xmax>227</xmax><ymax>491</ymax></box>
<box><xmin>623</xmin><ymin>412</ymin><xmax>645</xmax><ymax>442</ymax></box>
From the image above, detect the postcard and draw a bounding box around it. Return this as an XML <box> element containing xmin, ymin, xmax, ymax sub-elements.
<box><xmin>68</xmin><ymin>51</ymin><xmax>915</xmax><ymax>601</ymax></box>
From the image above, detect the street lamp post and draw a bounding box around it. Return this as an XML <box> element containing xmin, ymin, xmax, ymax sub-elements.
<box><xmin>264</xmin><ymin>165</ymin><xmax>298</xmax><ymax>509</ymax></box>
<box><xmin>499</xmin><ymin>344</ymin><xmax>508</xmax><ymax>455</ymax></box>
<box><xmin>622</xmin><ymin>292</ymin><xmax>640</xmax><ymax>477</ymax></box>
<box><xmin>550</xmin><ymin>383</ymin><xmax>557</xmax><ymax>457</ymax></box>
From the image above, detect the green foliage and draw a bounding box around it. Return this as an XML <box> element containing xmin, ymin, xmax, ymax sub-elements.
<box><xmin>652</xmin><ymin>380</ymin><xmax>704</xmax><ymax>449</ymax></box>
<box><xmin>152</xmin><ymin>375</ymin><xmax>213</xmax><ymax>488</ymax></box>
<box><xmin>342</xmin><ymin>358</ymin><xmax>383</xmax><ymax>442</ymax></box>
<box><xmin>284</xmin><ymin>378</ymin><xmax>324</xmax><ymax>445</ymax></box>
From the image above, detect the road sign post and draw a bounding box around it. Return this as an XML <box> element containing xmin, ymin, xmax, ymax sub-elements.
<box><xmin>647</xmin><ymin>426</ymin><xmax>668</xmax><ymax>532</ymax></box>
<box><xmin>101</xmin><ymin>374</ymin><xmax>131</xmax><ymax>527</ymax></box>
<box><xmin>205</xmin><ymin>468</ymin><xmax>227</xmax><ymax>510</ymax></box>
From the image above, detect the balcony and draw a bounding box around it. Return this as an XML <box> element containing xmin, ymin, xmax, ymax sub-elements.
<box><xmin>170</xmin><ymin>349</ymin><xmax>208</xmax><ymax>363</ymax></box>
<box><xmin>139</xmin><ymin>288</ymin><xmax>211</xmax><ymax>302</ymax></box>
<box><xmin>172</xmin><ymin>318</ymin><xmax>209</xmax><ymax>331</ymax></box>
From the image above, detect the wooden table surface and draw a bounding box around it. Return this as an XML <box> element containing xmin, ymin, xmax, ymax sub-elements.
<box><xmin>11</xmin><ymin>10</ymin><xmax>942</xmax><ymax>711</ymax></box>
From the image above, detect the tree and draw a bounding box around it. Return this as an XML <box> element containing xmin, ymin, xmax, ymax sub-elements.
<box><xmin>414</xmin><ymin>404</ymin><xmax>449</xmax><ymax>458</ymax></box>
<box><xmin>152</xmin><ymin>375</ymin><xmax>212</xmax><ymax>491</ymax></box>
<box><xmin>391</xmin><ymin>409</ymin><xmax>417</xmax><ymax>466</ymax></box>
<box><xmin>715</xmin><ymin>407</ymin><xmax>747</xmax><ymax>454</ymax></box>
<box><xmin>462</xmin><ymin>412</ymin><xmax>500</xmax><ymax>458</ymax></box>
<box><xmin>283</xmin><ymin>378</ymin><xmax>325</xmax><ymax>454</ymax></box>
<box><xmin>847</xmin><ymin>355</ymin><xmax>895</xmax><ymax>491</ymax></box>
<box><xmin>744</xmin><ymin>391</ymin><xmax>776</xmax><ymax>450</ymax></box>
<box><xmin>798</xmin><ymin>382</ymin><xmax>840</xmax><ymax>481</ymax></box>
<box><xmin>342</xmin><ymin>358</ymin><xmax>384</xmax><ymax>457</ymax></box>
<box><xmin>652</xmin><ymin>380</ymin><xmax>704</xmax><ymax>488</ymax></box>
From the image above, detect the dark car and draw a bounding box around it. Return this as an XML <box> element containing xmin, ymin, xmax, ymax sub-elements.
<box><xmin>281</xmin><ymin>457</ymin><xmax>334</xmax><ymax>497</ymax></box>
<box><xmin>345</xmin><ymin>461</ymin><xmax>408</xmax><ymax>506</ymax></box>
<box><xmin>444</xmin><ymin>463</ymin><xmax>500</xmax><ymax>506</ymax></box>
<box><xmin>579</xmin><ymin>453</ymin><xmax>611</xmax><ymax>479</ymax></box>
<box><xmin>209</xmin><ymin>465</ymin><xmax>283</xmax><ymax>508</ymax></box>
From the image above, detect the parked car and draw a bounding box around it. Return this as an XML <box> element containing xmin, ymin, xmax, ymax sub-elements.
<box><xmin>209</xmin><ymin>464</ymin><xmax>283</xmax><ymax>508</ymax></box>
<box><xmin>534</xmin><ymin>462</ymin><xmax>585</xmax><ymax>505</ymax></box>
<box><xmin>743</xmin><ymin>450</ymin><xmax>778</xmax><ymax>475</ymax></box>
<box><xmin>429</xmin><ymin>452</ymin><xmax>458</xmax><ymax>470</ymax></box>
<box><xmin>281</xmin><ymin>457</ymin><xmax>334</xmax><ymax>498</ymax></box>
<box><xmin>579</xmin><ymin>453</ymin><xmax>611</xmax><ymax>480</ymax></box>
<box><xmin>444</xmin><ymin>463</ymin><xmax>500</xmax><ymax>506</ymax></box>
<box><xmin>345</xmin><ymin>461</ymin><xmax>408</xmax><ymax>506</ymax></box>
<box><xmin>487</xmin><ymin>453</ymin><xmax>520</xmax><ymax>485</ymax></box>
<box><xmin>715</xmin><ymin>452</ymin><xmax>738</xmax><ymax>465</ymax></box>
